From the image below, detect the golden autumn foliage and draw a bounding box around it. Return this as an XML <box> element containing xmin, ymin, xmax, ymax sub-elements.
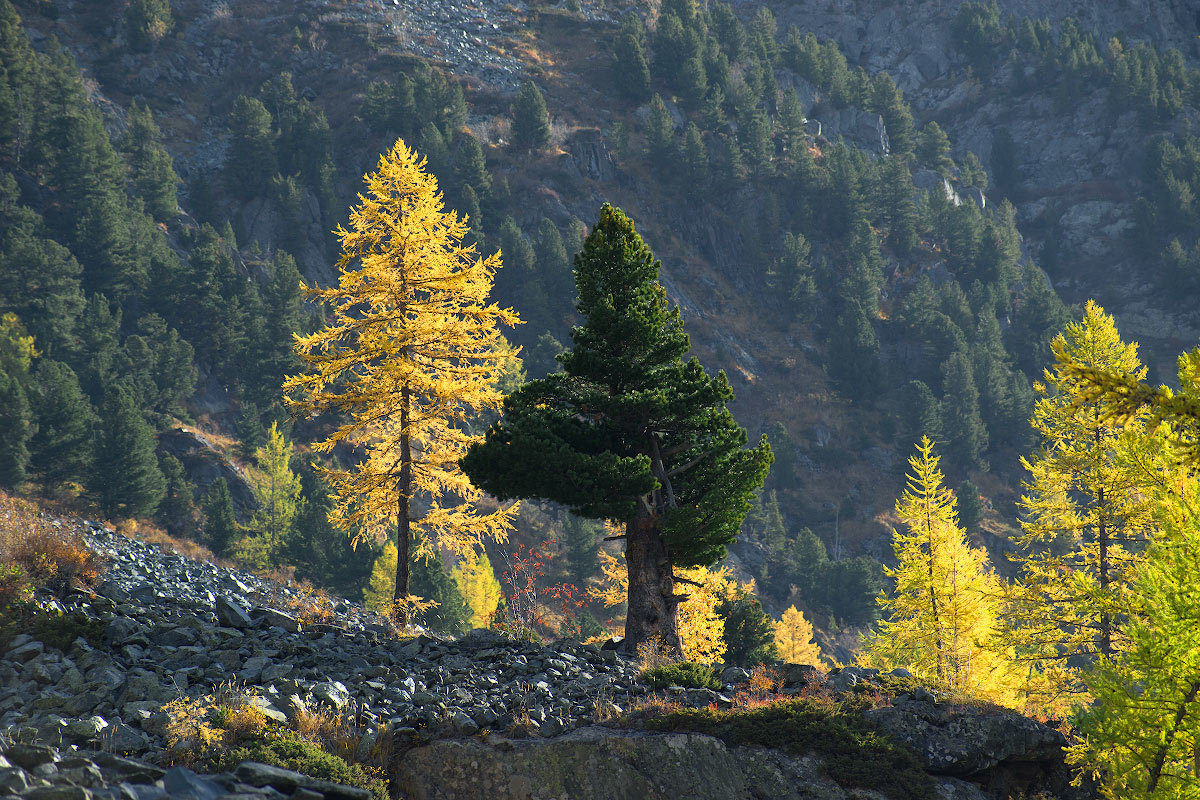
<box><xmin>452</xmin><ymin>549</ymin><xmax>502</xmax><ymax>628</ymax></box>
<box><xmin>284</xmin><ymin>139</ymin><xmax>520</xmax><ymax>609</ymax></box>
<box><xmin>1003</xmin><ymin>301</ymin><xmax>1172</xmax><ymax>711</ymax></box>
<box><xmin>594</xmin><ymin>546</ymin><xmax>746</xmax><ymax>663</ymax></box>
<box><xmin>773</xmin><ymin>605</ymin><xmax>823</xmax><ymax>666</ymax></box>
<box><xmin>861</xmin><ymin>437</ymin><xmax>1018</xmax><ymax>706</ymax></box>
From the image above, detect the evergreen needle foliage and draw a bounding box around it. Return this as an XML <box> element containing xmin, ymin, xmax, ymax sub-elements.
<box><xmin>462</xmin><ymin>204</ymin><xmax>772</xmax><ymax>654</ymax></box>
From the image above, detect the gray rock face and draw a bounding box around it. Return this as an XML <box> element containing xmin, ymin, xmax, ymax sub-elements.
<box><xmin>864</xmin><ymin>701</ymin><xmax>1067</xmax><ymax>777</ymax></box>
<box><xmin>395</xmin><ymin>726</ymin><xmax>1007</xmax><ymax>800</ymax></box>
<box><xmin>818</xmin><ymin>108</ymin><xmax>890</xmax><ymax>156</ymax></box>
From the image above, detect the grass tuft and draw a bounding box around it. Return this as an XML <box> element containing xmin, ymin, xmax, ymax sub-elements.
<box><xmin>640</xmin><ymin>662</ymin><xmax>721</xmax><ymax>691</ymax></box>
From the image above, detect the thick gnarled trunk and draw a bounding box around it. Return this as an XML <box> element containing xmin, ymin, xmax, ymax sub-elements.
<box><xmin>623</xmin><ymin>506</ymin><xmax>683</xmax><ymax>657</ymax></box>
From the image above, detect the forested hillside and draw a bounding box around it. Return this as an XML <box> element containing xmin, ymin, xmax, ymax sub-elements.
<box><xmin>3</xmin><ymin>0</ymin><xmax>1200</xmax><ymax>658</ymax></box>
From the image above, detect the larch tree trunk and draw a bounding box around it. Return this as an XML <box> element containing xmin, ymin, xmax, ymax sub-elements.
<box><xmin>394</xmin><ymin>384</ymin><xmax>413</xmax><ymax>625</ymax></box>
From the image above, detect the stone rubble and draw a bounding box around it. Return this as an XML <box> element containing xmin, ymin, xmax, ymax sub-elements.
<box><xmin>0</xmin><ymin>522</ymin><xmax>678</xmax><ymax>764</ymax></box>
<box><xmin>0</xmin><ymin>518</ymin><xmax>1091</xmax><ymax>798</ymax></box>
<box><xmin>0</xmin><ymin>739</ymin><xmax>374</xmax><ymax>800</ymax></box>
<box><xmin>303</xmin><ymin>0</ymin><xmax>615</xmax><ymax>91</ymax></box>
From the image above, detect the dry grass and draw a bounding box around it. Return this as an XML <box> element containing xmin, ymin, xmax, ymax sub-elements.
<box><xmin>0</xmin><ymin>491</ymin><xmax>104</xmax><ymax>596</ymax></box>
<box><xmin>263</xmin><ymin>580</ymin><xmax>339</xmax><ymax>626</ymax></box>
<box><xmin>635</xmin><ymin>636</ymin><xmax>680</xmax><ymax>671</ymax></box>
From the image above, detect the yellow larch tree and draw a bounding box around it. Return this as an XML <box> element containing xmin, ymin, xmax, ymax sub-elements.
<box><xmin>234</xmin><ymin>422</ymin><xmax>301</xmax><ymax>571</ymax></box>
<box><xmin>1002</xmin><ymin>301</ymin><xmax>1170</xmax><ymax>711</ymax></box>
<box><xmin>452</xmin><ymin>549</ymin><xmax>502</xmax><ymax>629</ymax></box>
<box><xmin>284</xmin><ymin>139</ymin><xmax>520</xmax><ymax>622</ymax></box>
<box><xmin>862</xmin><ymin>437</ymin><xmax>1016</xmax><ymax>705</ymax></box>
<box><xmin>774</xmin><ymin>606</ymin><xmax>823</xmax><ymax>666</ymax></box>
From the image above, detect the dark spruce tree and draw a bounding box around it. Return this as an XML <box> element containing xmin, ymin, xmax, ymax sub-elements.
<box><xmin>461</xmin><ymin>204</ymin><xmax>772</xmax><ymax>655</ymax></box>
<box><xmin>94</xmin><ymin>385</ymin><xmax>165</xmax><ymax>518</ymax></box>
<box><xmin>0</xmin><ymin>366</ymin><xmax>31</xmax><ymax>488</ymax></box>
<box><xmin>203</xmin><ymin>477</ymin><xmax>237</xmax><ymax>556</ymax></box>
<box><xmin>29</xmin><ymin>360</ymin><xmax>94</xmax><ymax>488</ymax></box>
<box><xmin>511</xmin><ymin>81</ymin><xmax>551</xmax><ymax>153</ymax></box>
<box><xmin>612</xmin><ymin>17</ymin><xmax>651</xmax><ymax>103</ymax></box>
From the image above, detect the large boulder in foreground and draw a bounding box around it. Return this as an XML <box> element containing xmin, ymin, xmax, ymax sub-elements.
<box><xmin>394</xmin><ymin>727</ymin><xmax>884</xmax><ymax>800</ymax></box>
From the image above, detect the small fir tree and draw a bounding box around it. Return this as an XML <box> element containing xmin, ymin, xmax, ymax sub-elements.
<box><xmin>203</xmin><ymin>477</ymin><xmax>237</xmax><ymax>556</ymax></box>
<box><xmin>511</xmin><ymin>81</ymin><xmax>551</xmax><ymax>152</ymax></box>
<box><xmin>95</xmin><ymin>385</ymin><xmax>165</xmax><ymax>519</ymax></box>
<box><xmin>718</xmin><ymin>589</ymin><xmax>779</xmax><ymax>667</ymax></box>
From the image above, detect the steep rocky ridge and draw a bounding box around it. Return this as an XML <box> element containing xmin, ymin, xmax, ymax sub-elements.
<box><xmin>742</xmin><ymin>0</ymin><xmax>1200</xmax><ymax>373</ymax></box>
<box><xmin>0</xmin><ymin>513</ymin><xmax>1090</xmax><ymax>800</ymax></box>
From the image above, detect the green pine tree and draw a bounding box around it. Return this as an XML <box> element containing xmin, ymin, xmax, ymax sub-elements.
<box><xmin>29</xmin><ymin>359</ymin><xmax>94</xmax><ymax>488</ymax></box>
<box><xmin>941</xmin><ymin>349</ymin><xmax>989</xmax><ymax>469</ymax></box>
<box><xmin>203</xmin><ymin>477</ymin><xmax>238</xmax><ymax>556</ymax></box>
<box><xmin>225</xmin><ymin>95</ymin><xmax>276</xmax><ymax>199</ymax></box>
<box><xmin>612</xmin><ymin>18</ymin><xmax>651</xmax><ymax>103</ymax></box>
<box><xmin>156</xmin><ymin>452</ymin><xmax>195</xmax><ymax>537</ymax></box>
<box><xmin>121</xmin><ymin>102</ymin><xmax>180</xmax><ymax>221</ymax></box>
<box><xmin>452</xmin><ymin>133</ymin><xmax>491</xmax><ymax>197</ymax></box>
<box><xmin>644</xmin><ymin>94</ymin><xmax>677</xmax><ymax>176</ymax></box>
<box><xmin>94</xmin><ymin>385</ymin><xmax>165</xmax><ymax>518</ymax></box>
<box><xmin>717</xmin><ymin>589</ymin><xmax>779</xmax><ymax>666</ymax></box>
<box><xmin>511</xmin><ymin>81</ymin><xmax>551</xmax><ymax>152</ymax></box>
<box><xmin>462</xmin><ymin>204</ymin><xmax>772</xmax><ymax>654</ymax></box>
<box><xmin>0</xmin><ymin>365</ymin><xmax>30</xmax><ymax>488</ymax></box>
<box><xmin>917</xmin><ymin>121</ymin><xmax>954</xmax><ymax>174</ymax></box>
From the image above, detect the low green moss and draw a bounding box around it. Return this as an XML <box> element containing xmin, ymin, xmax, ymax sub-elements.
<box><xmin>212</xmin><ymin>734</ymin><xmax>387</xmax><ymax>800</ymax></box>
<box><xmin>645</xmin><ymin>696</ymin><xmax>935</xmax><ymax>800</ymax></box>
<box><xmin>640</xmin><ymin>662</ymin><xmax>721</xmax><ymax>690</ymax></box>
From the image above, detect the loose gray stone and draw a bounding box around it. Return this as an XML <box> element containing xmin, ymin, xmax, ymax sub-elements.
<box><xmin>214</xmin><ymin>597</ymin><xmax>252</xmax><ymax>630</ymax></box>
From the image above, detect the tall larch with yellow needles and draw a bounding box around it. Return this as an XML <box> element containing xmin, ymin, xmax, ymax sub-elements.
<box><xmin>284</xmin><ymin>139</ymin><xmax>520</xmax><ymax>621</ymax></box>
<box><xmin>1002</xmin><ymin>301</ymin><xmax>1168</xmax><ymax>711</ymax></box>
<box><xmin>862</xmin><ymin>436</ymin><xmax>1015</xmax><ymax>704</ymax></box>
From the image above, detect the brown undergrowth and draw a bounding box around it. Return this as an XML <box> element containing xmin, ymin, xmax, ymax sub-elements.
<box><xmin>0</xmin><ymin>491</ymin><xmax>107</xmax><ymax>651</ymax></box>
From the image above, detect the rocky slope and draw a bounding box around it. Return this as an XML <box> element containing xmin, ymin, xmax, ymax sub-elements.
<box><xmin>750</xmin><ymin>0</ymin><xmax>1200</xmax><ymax>371</ymax></box>
<box><xmin>1</xmin><ymin>518</ymin><xmax>1089</xmax><ymax>799</ymax></box>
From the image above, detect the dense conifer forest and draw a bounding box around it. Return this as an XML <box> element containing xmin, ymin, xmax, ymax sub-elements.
<box><xmin>4</xmin><ymin>1</ymin><xmax>1200</xmax><ymax>790</ymax></box>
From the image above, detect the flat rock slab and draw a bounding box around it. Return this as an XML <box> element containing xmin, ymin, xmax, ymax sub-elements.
<box><xmin>395</xmin><ymin>726</ymin><xmax>917</xmax><ymax>800</ymax></box>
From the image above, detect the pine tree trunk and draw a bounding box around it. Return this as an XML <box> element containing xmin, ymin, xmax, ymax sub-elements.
<box><xmin>394</xmin><ymin>385</ymin><xmax>412</xmax><ymax>625</ymax></box>
<box><xmin>622</xmin><ymin>505</ymin><xmax>683</xmax><ymax>657</ymax></box>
